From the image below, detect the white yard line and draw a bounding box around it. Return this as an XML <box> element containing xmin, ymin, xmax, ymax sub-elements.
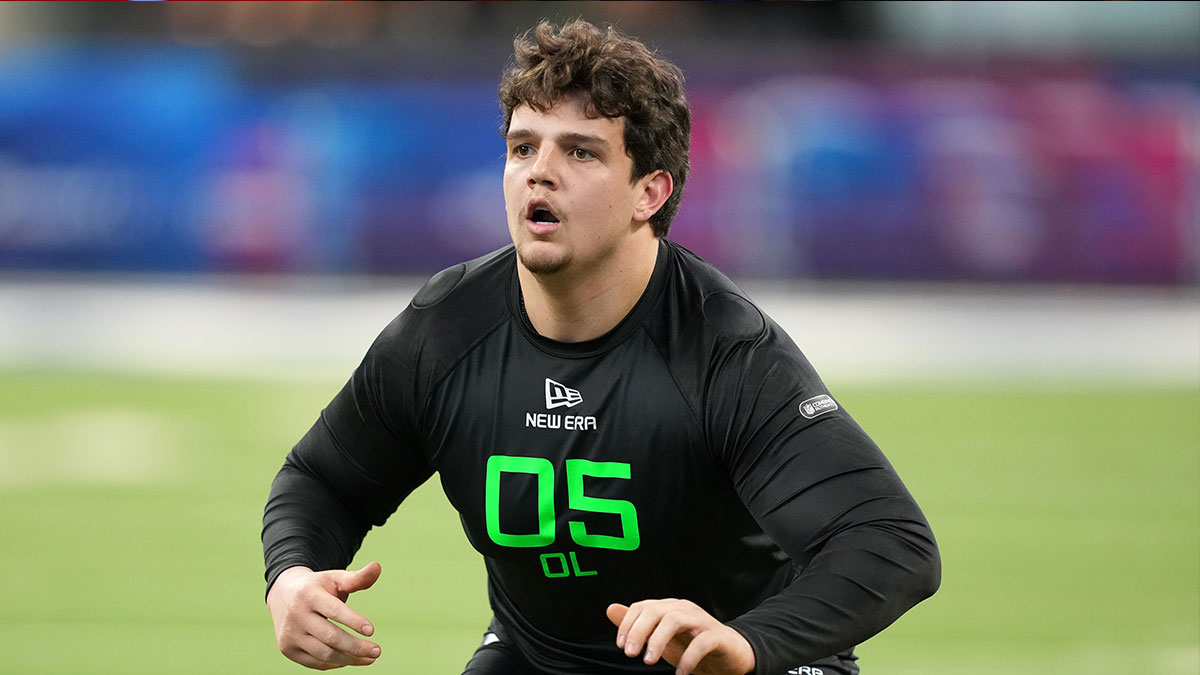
<box><xmin>0</xmin><ymin>277</ymin><xmax>1196</xmax><ymax>385</ymax></box>
<box><xmin>0</xmin><ymin>407</ymin><xmax>183</xmax><ymax>487</ymax></box>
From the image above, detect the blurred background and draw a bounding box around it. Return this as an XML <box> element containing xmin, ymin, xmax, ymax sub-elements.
<box><xmin>0</xmin><ymin>3</ymin><xmax>1196</xmax><ymax>675</ymax></box>
<box><xmin>0</xmin><ymin>1</ymin><xmax>1197</xmax><ymax>282</ymax></box>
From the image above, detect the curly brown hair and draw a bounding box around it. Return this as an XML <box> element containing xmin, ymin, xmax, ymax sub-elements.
<box><xmin>498</xmin><ymin>19</ymin><xmax>691</xmax><ymax>237</ymax></box>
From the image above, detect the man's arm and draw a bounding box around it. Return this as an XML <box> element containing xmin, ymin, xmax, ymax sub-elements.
<box><xmin>262</xmin><ymin>339</ymin><xmax>434</xmax><ymax>668</ymax></box>
<box><xmin>726</xmin><ymin>421</ymin><xmax>939</xmax><ymax>673</ymax></box>
<box><xmin>713</xmin><ymin>341</ymin><xmax>940</xmax><ymax>674</ymax></box>
<box><xmin>609</xmin><ymin>335</ymin><xmax>939</xmax><ymax>675</ymax></box>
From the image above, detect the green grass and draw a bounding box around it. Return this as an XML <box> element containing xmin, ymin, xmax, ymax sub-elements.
<box><xmin>0</xmin><ymin>369</ymin><xmax>1196</xmax><ymax>674</ymax></box>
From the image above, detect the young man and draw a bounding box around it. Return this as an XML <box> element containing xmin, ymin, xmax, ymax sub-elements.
<box><xmin>263</xmin><ymin>19</ymin><xmax>939</xmax><ymax>675</ymax></box>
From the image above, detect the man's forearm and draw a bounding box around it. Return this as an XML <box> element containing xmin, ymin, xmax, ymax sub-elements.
<box><xmin>727</xmin><ymin>520</ymin><xmax>940</xmax><ymax>674</ymax></box>
<box><xmin>262</xmin><ymin>458</ymin><xmax>373</xmax><ymax>594</ymax></box>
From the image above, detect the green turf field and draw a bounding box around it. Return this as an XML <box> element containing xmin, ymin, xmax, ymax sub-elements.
<box><xmin>0</xmin><ymin>369</ymin><xmax>1196</xmax><ymax>674</ymax></box>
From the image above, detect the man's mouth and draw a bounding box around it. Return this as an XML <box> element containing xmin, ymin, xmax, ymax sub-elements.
<box><xmin>530</xmin><ymin>208</ymin><xmax>559</xmax><ymax>224</ymax></box>
<box><xmin>526</xmin><ymin>200</ymin><xmax>560</xmax><ymax>225</ymax></box>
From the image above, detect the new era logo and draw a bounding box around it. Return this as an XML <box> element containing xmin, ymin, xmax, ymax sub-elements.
<box><xmin>545</xmin><ymin>378</ymin><xmax>583</xmax><ymax>409</ymax></box>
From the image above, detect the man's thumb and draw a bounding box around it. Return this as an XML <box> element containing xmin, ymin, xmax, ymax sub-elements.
<box><xmin>605</xmin><ymin>603</ymin><xmax>628</xmax><ymax>627</ymax></box>
<box><xmin>340</xmin><ymin>561</ymin><xmax>382</xmax><ymax>595</ymax></box>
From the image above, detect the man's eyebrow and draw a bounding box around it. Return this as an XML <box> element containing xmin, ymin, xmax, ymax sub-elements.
<box><xmin>505</xmin><ymin>128</ymin><xmax>536</xmax><ymax>143</ymax></box>
<box><xmin>505</xmin><ymin>128</ymin><xmax>612</xmax><ymax>150</ymax></box>
<box><xmin>556</xmin><ymin>131</ymin><xmax>610</xmax><ymax>150</ymax></box>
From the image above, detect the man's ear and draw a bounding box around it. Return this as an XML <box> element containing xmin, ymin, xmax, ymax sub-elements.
<box><xmin>633</xmin><ymin>170</ymin><xmax>673</xmax><ymax>224</ymax></box>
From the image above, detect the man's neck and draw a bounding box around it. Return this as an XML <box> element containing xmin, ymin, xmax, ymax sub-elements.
<box><xmin>517</xmin><ymin>236</ymin><xmax>660</xmax><ymax>343</ymax></box>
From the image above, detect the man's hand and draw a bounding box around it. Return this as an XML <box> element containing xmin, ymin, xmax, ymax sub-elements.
<box><xmin>267</xmin><ymin>562</ymin><xmax>383</xmax><ymax>670</ymax></box>
<box><xmin>606</xmin><ymin>599</ymin><xmax>756</xmax><ymax>675</ymax></box>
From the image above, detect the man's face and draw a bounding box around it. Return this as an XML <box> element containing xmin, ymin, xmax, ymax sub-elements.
<box><xmin>503</xmin><ymin>95</ymin><xmax>650</xmax><ymax>278</ymax></box>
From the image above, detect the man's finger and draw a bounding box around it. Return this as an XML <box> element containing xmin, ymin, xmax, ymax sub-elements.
<box><xmin>605</xmin><ymin>603</ymin><xmax>628</xmax><ymax>628</ymax></box>
<box><xmin>674</xmin><ymin>630</ymin><xmax>719</xmax><ymax>675</ymax></box>
<box><xmin>281</xmin><ymin>644</ymin><xmax>331</xmax><ymax>672</ymax></box>
<box><xmin>332</xmin><ymin>562</ymin><xmax>383</xmax><ymax>604</ymax></box>
<box><xmin>293</xmin><ymin>632</ymin><xmax>377</xmax><ymax>669</ymax></box>
<box><xmin>312</xmin><ymin>592</ymin><xmax>376</xmax><ymax>638</ymax></box>
<box><xmin>308</xmin><ymin>613</ymin><xmax>382</xmax><ymax>661</ymax></box>
<box><xmin>339</xmin><ymin>561</ymin><xmax>382</xmax><ymax>595</ymax></box>
<box><xmin>643</xmin><ymin>609</ymin><xmax>688</xmax><ymax>666</ymax></box>
<box><xmin>617</xmin><ymin>602</ymin><xmax>644</xmax><ymax>652</ymax></box>
<box><xmin>623</xmin><ymin>603</ymin><xmax>666</xmax><ymax>659</ymax></box>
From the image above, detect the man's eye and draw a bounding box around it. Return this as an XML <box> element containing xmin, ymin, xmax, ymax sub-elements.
<box><xmin>513</xmin><ymin>144</ymin><xmax>533</xmax><ymax>157</ymax></box>
<box><xmin>571</xmin><ymin>148</ymin><xmax>595</xmax><ymax>160</ymax></box>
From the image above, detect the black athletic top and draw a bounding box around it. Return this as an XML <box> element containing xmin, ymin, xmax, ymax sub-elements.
<box><xmin>262</xmin><ymin>239</ymin><xmax>940</xmax><ymax>674</ymax></box>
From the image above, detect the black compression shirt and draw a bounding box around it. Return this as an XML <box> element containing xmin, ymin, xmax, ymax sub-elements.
<box><xmin>262</xmin><ymin>239</ymin><xmax>940</xmax><ymax>674</ymax></box>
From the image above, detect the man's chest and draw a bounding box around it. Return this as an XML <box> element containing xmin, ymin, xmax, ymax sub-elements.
<box><xmin>417</xmin><ymin>334</ymin><xmax>719</xmax><ymax>563</ymax></box>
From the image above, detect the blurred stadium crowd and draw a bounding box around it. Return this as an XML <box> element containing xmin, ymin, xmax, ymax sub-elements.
<box><xmin>0</xmin><ymin>2</ymin><xmax>1196</xmax><ymax>284</ymax></box>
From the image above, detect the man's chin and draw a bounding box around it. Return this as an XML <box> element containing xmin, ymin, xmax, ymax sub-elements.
<box><xmin>517</xmin><ymin>243</ymin><xmax>572</xmax><ymax>276</ymax></box>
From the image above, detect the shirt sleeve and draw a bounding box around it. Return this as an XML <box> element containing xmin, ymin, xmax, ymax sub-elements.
<box><xmin>261</xmin><ymin>320</ymin><xmax>435</xmax><ymax>595</ymax></box>
<box><xmin>709</xmin><ymin>335</ymin><xmax>941</xmax><ymax>674</ymax></box>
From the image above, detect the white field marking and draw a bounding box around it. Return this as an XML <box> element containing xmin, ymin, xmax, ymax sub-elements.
<box><xmin>1157</xmin><ymin>645</ymin><xmax>1200</xmax><ymax>674</ymax></box>
<box><xmin>0</xmin><ymin>408</ymin><xmax>181</xmax><ymax>488</ymax></box>
<box><xmin>0</xmin><ymin>277</ymin><xmax>1196</xmax><ymax>384</ymax></box>
<box><xmin>0</xmin><ymin>277</ymin><xmax>419</xmax><ymax>382</ymax></box>
<box><xmin>1063</xmin><ymin>641</ymin><xmax>1200</xmax><ymax>675</ymax></box>
<box><xmin>746</xmin><ymin>281</ymin><xmax>1200</xmax><ymax>385</ymax></box>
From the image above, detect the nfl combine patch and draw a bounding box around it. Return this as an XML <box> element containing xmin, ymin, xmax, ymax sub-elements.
<box><xmin>799</xmin><ymin>394</ymin><xmax>838</xmax><ymax>419</ymax></box>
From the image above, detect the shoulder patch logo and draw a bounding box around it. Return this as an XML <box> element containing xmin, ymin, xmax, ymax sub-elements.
<box><xmin>798</xmin><ymin>394</ymin><xmax>838</xmax><ymax>419</ymax></box>
<box><xmin>545</xmin><ymin>378</ymin><xmax>583</xmax><ymax>409</ymax></box>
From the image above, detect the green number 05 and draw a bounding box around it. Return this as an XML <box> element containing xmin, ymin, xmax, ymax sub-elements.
<box><xmin>485</xmin><ymin>455</ymin><xmax>641</xmax><ymax>551</ymax></box>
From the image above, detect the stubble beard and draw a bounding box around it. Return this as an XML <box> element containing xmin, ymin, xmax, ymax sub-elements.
<box><xmin>516</xmin><ymin>241</ymin><xmax>573</xmax><ymax>276</ymax></box>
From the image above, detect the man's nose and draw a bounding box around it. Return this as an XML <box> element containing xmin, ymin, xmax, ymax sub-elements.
<box><xmin>527</xmin><ymin>150</ymin><xmax>558</xmax><ymax>189</ymax></box>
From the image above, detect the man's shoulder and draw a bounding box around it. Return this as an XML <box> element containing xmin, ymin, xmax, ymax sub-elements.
<box><xmin>410</xmin><ymin>245</ymin><xmax>515</xmax><ymax>311</ymax></box>
<box><xmin>663</xmin><ymin>240</ymin><xmax>766</xmax><ymax>344</ymax></box>
<box><xmin>371</xmin><ymin>246</ymin><xmax>515</xmax><ymax>362</ymax></box>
